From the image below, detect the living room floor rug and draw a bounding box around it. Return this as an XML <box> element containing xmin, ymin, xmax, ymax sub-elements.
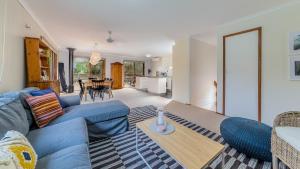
<box><xmin>89</xmin><ymin>105</ymin><xmax>272</xmax><ymax>169</ymax></box>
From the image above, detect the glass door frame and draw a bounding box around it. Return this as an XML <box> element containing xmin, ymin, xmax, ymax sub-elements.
<box><xmin>124</xmin><ymin>60</ymin><xmax>145</xmax><ymax>86</ymax></box>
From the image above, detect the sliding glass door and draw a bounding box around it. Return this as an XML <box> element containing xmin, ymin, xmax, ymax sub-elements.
<box><xmin>134</xmin><ymin>61</ymin><xmax>144</xmax><ymax>76</ymax></box>
<box><xmin>73</xmin><ymin>57</ymin><xmax>89</xmax><ymax>81</ymax></box>
<box><xmin>73</xmin><ymin>57</ymin><xmax>105</xmax><ymax>81</ymax></box>
<box><xmin>124</xmin><ymin>60</ymin><xmax>144</xmax><ymax>86</ymax></box>
<box><xmin>90</xmin><ymin>60</ymin><xmax>105</xmax><ymax>79</ymax></box>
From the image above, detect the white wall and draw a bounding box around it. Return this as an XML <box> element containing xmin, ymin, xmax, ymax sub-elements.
<box><xmin>190</xmin><ymin>38</ymin><xmax>216</xmax><ymax>111</ymax></box>
<box><xmin>172</xmin><ymin>37</ymin><xmax>217</xmax><ymax>109</ymax></box>
<box><xmin>216</xmin><ymin>2</ymin><xmax>300</xmax><ymax>125</ymax></box>
<box><xmin>150</xmin><ymin>55</ymin><xmax>173</xmax><ymax>77</ymax></box>
<box><xmin>172</xmin><ymin>38</ymin><xmax>190</xmax><ymax>104</ymax></box>
<box><xmin>0</xmin><ymin>0</ymin><xmax>57</xmax><ymax>92</ymax></box>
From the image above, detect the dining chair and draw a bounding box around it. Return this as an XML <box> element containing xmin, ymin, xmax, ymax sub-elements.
<box><xmin>103</xmin><ymin>79</ymin><xmax>114</xmax><ymax>98</ymax></box>
<box><xmin>91</xmin><ymin>79</ymin><xmax>105</xmax><ymax>101</ymax></box>
<box><xmin>78</xmin><ymin>79</ymin><xmax>85</xmax><ymax>100</ymax></box>
<box><xmin>88</xmin><ymin>77</ymin><xmax>96</xmax><ymax>80</ymax></box>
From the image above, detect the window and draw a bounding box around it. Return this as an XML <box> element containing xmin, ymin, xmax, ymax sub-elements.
<box><xmin>134</xmin><ymin>61</ymin><xmax>145</xmax><ymax>76</ymax></box>
<box><xmin>73</xmin><ymin>57</ymin><xmax>105</xmax><ymax>81</ymax></box>
<box><xmin>90</xmin><ymin>60</ymin><xmax>105</xmax><ymax>79</ymax></box>
<box><xmin>124</xmin><ymin>61</ymin><xmax>134</xmax><ymax>76</ymax></box>
<box><xmin>73</xmin><ymin>57</ymin><xmax>89</xmax><ymax>81</ymax></box>
<box><xmin>124</xmin><ymin>60</ymin><xmax>144</xmax><ymax>86</ymax></box>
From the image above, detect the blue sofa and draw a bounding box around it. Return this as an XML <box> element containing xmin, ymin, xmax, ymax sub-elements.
<box><xmin>0</xmin><ymin>88</ymin><xmax>130</xmax><ymax>169</ymax></box>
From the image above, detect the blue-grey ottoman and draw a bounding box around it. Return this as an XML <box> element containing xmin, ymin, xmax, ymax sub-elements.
<box><xmin>220</xmin><ymin>117</ymin><xmax>272</xmax><ymax>161</ymax></box>
<box><xmin>50</xmin><ymin>100</ymin><xmax>130</xmax><ymax>138</ymax></box>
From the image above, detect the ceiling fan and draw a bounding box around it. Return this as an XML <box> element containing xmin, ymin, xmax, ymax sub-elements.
<box><xmin>106</xmin><ymin>31</ymin><xmax>114</xmax><ymax>43</ymax></box>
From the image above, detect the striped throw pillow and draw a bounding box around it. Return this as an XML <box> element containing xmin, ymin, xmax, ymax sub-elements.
<box><xmin>25</xmin><ymin>93</ymin><xmax>63</xmax><ymax>128</ymax></box>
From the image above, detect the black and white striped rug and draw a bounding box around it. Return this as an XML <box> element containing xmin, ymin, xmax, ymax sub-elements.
<box><xmin>89</xmin><ymin>105</ymin><xmax>272</xmax><ymax>169</ymax></box>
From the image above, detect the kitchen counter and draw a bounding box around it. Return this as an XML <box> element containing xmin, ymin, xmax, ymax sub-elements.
<box><xmin>136</xmin><ymin>76</ymin><xmax>167</xmax><ymax>94</ymax></box>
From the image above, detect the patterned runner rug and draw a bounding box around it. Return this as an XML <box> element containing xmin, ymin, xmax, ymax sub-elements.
<box><xmin>89</xmin><ymin>105</ymin><xmax>272</xmax><ymax>169</ymax></box>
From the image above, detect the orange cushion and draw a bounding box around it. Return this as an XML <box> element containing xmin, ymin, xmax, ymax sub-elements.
<box><xmin>26</xmin><ymin>93</ymin><xmax>64</xmax><ymax>128</ymax></box>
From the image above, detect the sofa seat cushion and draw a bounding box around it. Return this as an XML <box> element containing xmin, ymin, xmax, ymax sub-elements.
<box><xmin>36</xmin><ymin>144</ymin><xmax>91</xmax><ymax>169</ymax></box>
<box><xmin>50</xmin><ymin>100</ymin><xmax>129</xmax><ymax>125</ymax></box>
<box><xmin>27</xmin><ymin>118</ymin><xmax>89</xmax><ymax>158</ymax></box>
<box><xmin>276</xmin><ymin>127</ymin><xmax>300</xmax><ymax>151</ymax></box>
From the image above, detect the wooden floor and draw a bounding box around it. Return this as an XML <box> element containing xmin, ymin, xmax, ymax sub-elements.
<box><xmin>64</xmin><ymin>87</ymin><xmax>225</xmax><ymax>134</ymax></box>
<box><xmin>165</xmin><ymin>101</ymin><xmax>227</xmax><ymax>134</ymax></box>
<box><xmin>63</xmin><ymin>87</ymin><xmax>172</xmax><ymax>108</ymax></box>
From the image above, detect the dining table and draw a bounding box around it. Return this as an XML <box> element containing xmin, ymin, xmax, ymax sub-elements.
<box><xmin>82</xmin><ymin>80</ymin><xmax>112</xmax><ymax>101</ymax></box>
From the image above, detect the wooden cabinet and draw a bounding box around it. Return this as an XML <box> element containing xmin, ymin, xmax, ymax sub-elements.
<box><xmin>24</xmin><ymin>37</ymin><xmax>60</xmax><ymax>94</ymax></box>
<box><xmin>27</xmin><ymin>80</ymin><xmax>60</xmax><ymax>94</ymax></box>
<box><xmin>111</xmin><ymin>62</ymin><xmax>123</xmax><ymax>89</ymax></box>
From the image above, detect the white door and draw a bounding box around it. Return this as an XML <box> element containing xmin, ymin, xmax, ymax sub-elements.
<box><xmin>225</xmin><ymin>31</ymin><xmax>259</xmax><ymax>120</ymax></box>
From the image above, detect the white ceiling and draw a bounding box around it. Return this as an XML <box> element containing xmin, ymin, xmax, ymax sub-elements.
<box><xmin>22</xmin><ymin>0</ymin><xmax>294</xmax><ymax>57</ymax></box>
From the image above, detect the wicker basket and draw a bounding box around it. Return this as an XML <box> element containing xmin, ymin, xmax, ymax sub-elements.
<box><xmin>271</xmin><ymin>111</ymin><xmax>300</xmax><ymax>169</ymax></box>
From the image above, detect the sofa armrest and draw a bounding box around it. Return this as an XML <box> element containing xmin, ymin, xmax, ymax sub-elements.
<box><xmin>273</xmin><ymin>111</ymin><xmax>300</xmax><ymax>128</ymax></box>
<box><xmin>59</xmin><ymin>95</ymin><xmax>81</xmax><ymax>108</ymax></box>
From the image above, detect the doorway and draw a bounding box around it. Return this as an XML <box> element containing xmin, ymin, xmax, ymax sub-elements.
<box><xmin>124</xmin><ymin>60</ymin><xmax>145</xmax><ymax>87</ymax></box>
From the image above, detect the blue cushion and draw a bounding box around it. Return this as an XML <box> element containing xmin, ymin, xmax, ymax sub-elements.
<box><xmin>20</xmin><ymin>87</ymin><xmax>40</xmax><ymax>93</ymax></box>
<box><xmin>59</xmin><ymin>95</ymin><xmax>81</xmax><ymax>108</ymax></box>
<box><xmin>19</xmin><ymin>92</ymin><xmax>35</xmax><ymax>127</ymax></box>
<box><xmin>27</xmin><ymin>118</ymin><xmax>89</xmax><ymax>158</ymax></box>
<box><xmin>30</xmin><ymin>88</ymin><xmax>67</xmax><ymax>108</ymax></box>
<box><xmin>220</xmin><ymin>117</ymin><xmax>272</xmax><ymax>161</ymax></box>
<box><xmin>30</xmin><ymin>88</ymin><xmax>53</xmax><ymax>96</ymax></box>
<box><xmin>50</xmin><ymin>100</ymin><xmax>129</xmax><ymax>125</ymax></box>
<box><xmin>36</xmin><ymin>144</ymin><xmax>91</xmax><ymax>169</ymax></box>
<box><xmin>0</xmin><ymin>97</ymin><xmax>29</xmax><ymax>138</ymax></box>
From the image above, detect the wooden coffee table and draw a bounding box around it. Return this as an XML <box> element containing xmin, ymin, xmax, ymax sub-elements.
<box><xmin>136</xmin><ymin>118</ymin><xmax>225</xmax><ymax>169</ymax></box>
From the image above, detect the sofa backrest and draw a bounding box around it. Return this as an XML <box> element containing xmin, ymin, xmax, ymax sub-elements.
<box><xmin>0</xmin><ymin>87</ymin><xmax>39</xmax><ymax>137</ymax></box>
<box><xmin>0</xmin><ymin>92</ymin><xmax>30</xmax><ymax>138</ymax></box>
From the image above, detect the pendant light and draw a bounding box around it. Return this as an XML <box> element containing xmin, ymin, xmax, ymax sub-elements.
<box><xmin>89</xmin><ymin>43</ymin><xmax>101</xmax><ymax>65</ymax></box>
